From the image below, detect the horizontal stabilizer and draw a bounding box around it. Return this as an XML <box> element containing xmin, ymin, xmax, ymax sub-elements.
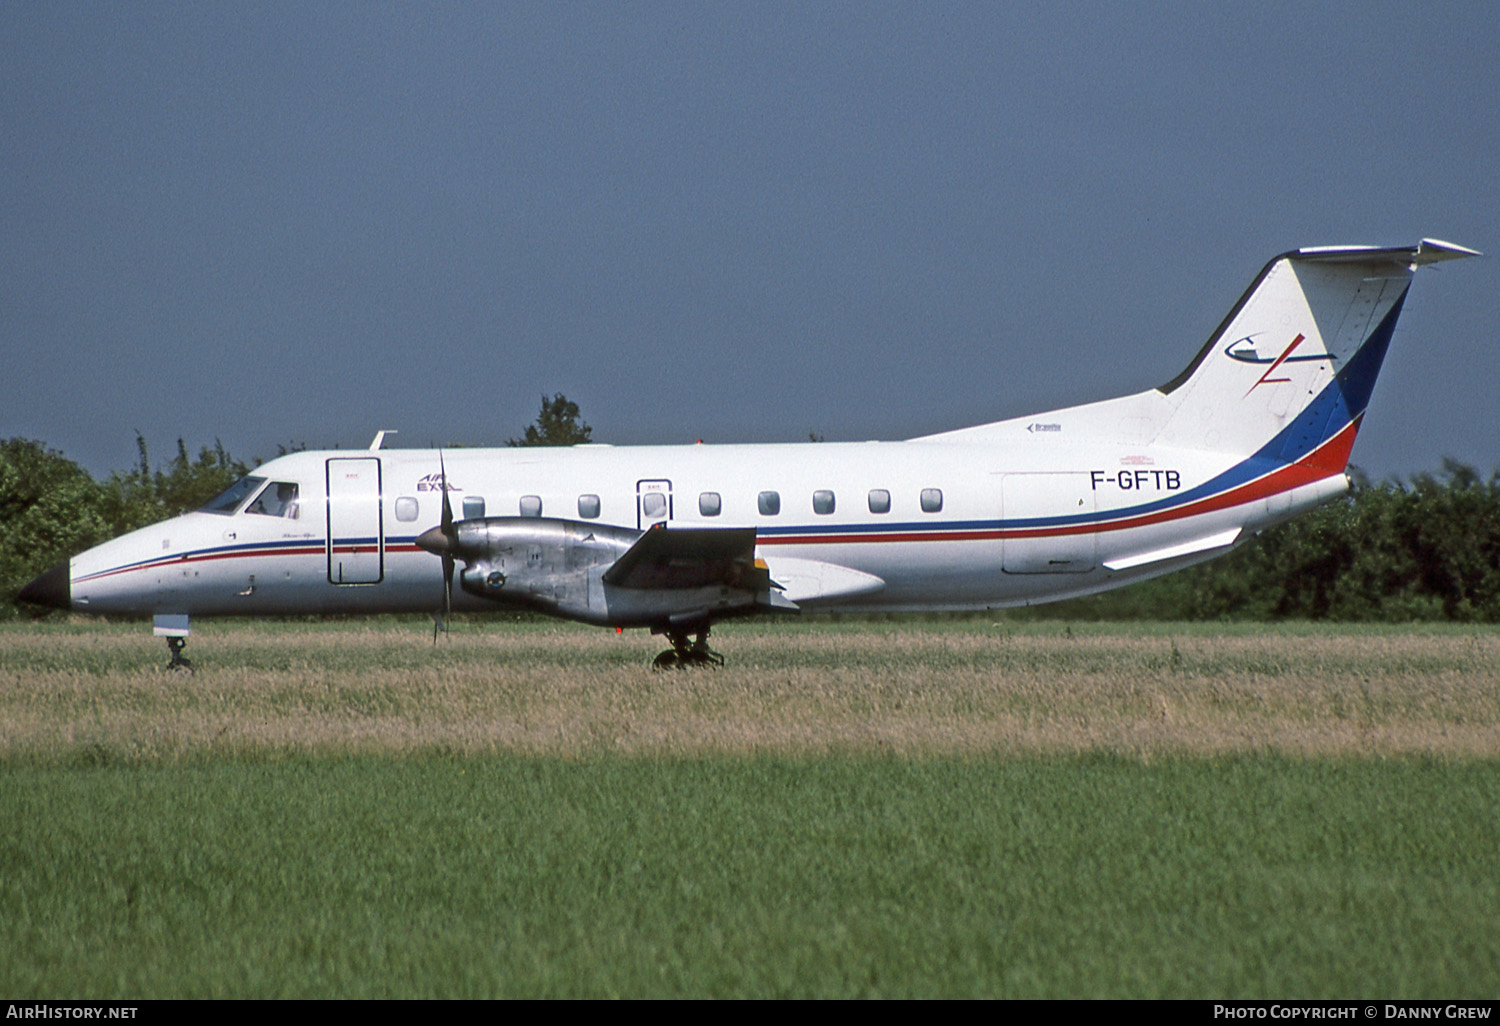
<box><xmin>1103</xmin><ymin>527</ymin><xmax>1242</xmax><ymax>572</ymax></box>
<box><xmin>1294</xmin><ymin>238</ymin><xmax>1481</xmax><ymax>266</ymax></box>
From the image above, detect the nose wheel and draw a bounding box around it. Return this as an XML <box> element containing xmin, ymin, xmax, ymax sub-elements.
<box><xmin>165</xmin><ymin>636</ymin><xmax>193</xmax><ymax>674</ymax></box>
<box><xmin>652</xmin><ymin>626</ymin><xmax>724</xmax><ymax>670</ymax></box>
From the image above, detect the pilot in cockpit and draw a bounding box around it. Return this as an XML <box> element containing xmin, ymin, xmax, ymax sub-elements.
<box><xmin>246</xmin><ymin>482</ymin><xmax>300</xmax><ymax>519</ymax></box>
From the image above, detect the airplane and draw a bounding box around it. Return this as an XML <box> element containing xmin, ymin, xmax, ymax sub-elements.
<box><xmin>19</xmin><ymin>239</ymin><xmax>1479</xmax><ymax>669</ymax></box>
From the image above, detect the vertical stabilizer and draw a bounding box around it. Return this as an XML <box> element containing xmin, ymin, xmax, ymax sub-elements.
<box><xmin>1155</xmin><ymin>239</ymin><xmax>1479</xmax><ymax>468</ymax></box>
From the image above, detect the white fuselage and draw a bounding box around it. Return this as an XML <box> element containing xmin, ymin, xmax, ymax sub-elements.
<box><xmin>65</xmin><ymin>434</ymin><xmax>1347</xmax><ymax>621</ymax></box>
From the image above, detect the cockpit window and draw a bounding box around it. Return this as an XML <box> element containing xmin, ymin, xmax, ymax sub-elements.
<box><xmin>245</xmin><ymin>481</ymin><xmax>300</xmax><ymax>519</ymax></box>
<box><xmin>199</xmin><ymin>476</ymin><xmax>267</xmax><ymax>515</ymax></box>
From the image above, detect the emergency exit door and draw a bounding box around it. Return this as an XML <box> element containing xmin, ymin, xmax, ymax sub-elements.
<box><xmin>636</xmin><ymin>480</ymin><xmax>673</xmax><ymax>530</ymax></box>
<box><xmin>327</xmin><ymin>457</ymin><xmax>384</xmax><ymax>584</ymax></box>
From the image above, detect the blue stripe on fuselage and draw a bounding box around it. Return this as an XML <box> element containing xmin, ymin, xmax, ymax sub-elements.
<box><xmin>83</xmin><ymin>303</ymin><xmax>1405</xmax><ymax>576</ymax></box>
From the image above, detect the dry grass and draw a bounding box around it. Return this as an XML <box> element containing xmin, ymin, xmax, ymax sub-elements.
<box><xmin>3</xmin><ymin>619</ymin><xmax>1498</xmax><ymax>761</ymax></box>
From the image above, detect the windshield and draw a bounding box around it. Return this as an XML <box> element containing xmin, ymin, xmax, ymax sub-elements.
<box><xmin>198</xmin><ymin>476</ymin><xmax>267</xmax><ymax>515</ymax></box>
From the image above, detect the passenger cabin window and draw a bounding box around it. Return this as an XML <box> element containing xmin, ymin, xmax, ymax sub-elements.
<box><xmin>245</xmin><ymin>481</ymin><xmax>300</xmax><ymax>519</ymax></box>
<box><xmin>920</xmin><ymin>488</ymin><xmax>943</xmax><ymax>513</ymax></box>
<box><xmin>642</xmin><ymin>492</ymin><xmax>667</xmax><ymax>519</ymax></box>
<box><xmin>519</xmin><ymin>495</ymin><xmax>542</xmax><ymax>517</ymax></box>
<box><xmin>462</xmin><ymin>496</ymin><xmax>486</xmax><ymax>520</ymax></box>
<box><xmin>199</xmin><ymin>476</ymin><xmax>265</xmax><ymax>514</ymax></box>
<box><xmin>758</xmin><ymin>491</ymin><xmax>781</xmax><ymax>516</ymax></box>
<box><xmin>578</xmin><ymin>494</ymin><xmax>601</xmax><ymax>519</ymax></box>
<box><xmin>868</xmin><ymin>489</ymin><xmax>891</xmax><ymax>514</ymax></box>
<box><xmin>813</xmin><ymin>490</ymin><xmax>835</xmax><ymax>515</ymax></box>
<box><xmin>394</xmin><ymin>496</ymin><xmax>419</xmax><ymax>523</ymax></box>
<box><xmin>699</xmin><ymin>492</ymin><xmax>721</xmax><ymax>517</ymax></box>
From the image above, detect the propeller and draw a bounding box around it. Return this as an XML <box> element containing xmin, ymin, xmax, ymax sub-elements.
<box><xmin>439</xmin><ymin>450</ymin><xmax>455</xmax><ymax>631</ymax></box>
<box><xmin>415</xmin><ymin>450</ymin><xmax>458</xmax><ymax>641</ymax></box>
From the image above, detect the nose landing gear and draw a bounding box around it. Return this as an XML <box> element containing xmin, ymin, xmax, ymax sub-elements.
<box><xmin>165</xmin><ymin>636</ymin><xmax>193</xmax><ymax>674</ymax></box>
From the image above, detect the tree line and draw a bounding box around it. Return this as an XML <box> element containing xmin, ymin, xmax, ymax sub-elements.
<box><xmin>3</xmin><ymin>427</ymin><xmax>1497</xmax><ymax>621</ymax></box>
<box><xmin>1</xmin><ymin>435</ymin><xmax>253</xmax><ymax>617</ymax></box>
<box><xmin>1031</xmin><ymin>460</ymin><xmax>1500</xmax><ymax>623</ymax></box>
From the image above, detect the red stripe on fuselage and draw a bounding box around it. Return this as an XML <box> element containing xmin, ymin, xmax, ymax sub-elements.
<box><xmin>74</xmin><ymin>545</ymin><xmax>330</xmax><ymax>584</ymax></box>
<box><xmin>759</xmin><ymin>417</ymin><xmax>1361</xmax><ymax>547</ymax></box>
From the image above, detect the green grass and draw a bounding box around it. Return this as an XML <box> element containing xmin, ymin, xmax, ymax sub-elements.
<box><xmin>3</xmin><ymin>753</ymin><xmax>1498</xmax><ymax>998</ymax></box>
<box><xmin>7</xmin><ymin>617</ymin><xmax>1498</xmax><ymax>762</ymax></box>
<box><xmin>3</xmin><ymin>618</ymin><xmax>1498</xmax><ymax>996</ymax></box>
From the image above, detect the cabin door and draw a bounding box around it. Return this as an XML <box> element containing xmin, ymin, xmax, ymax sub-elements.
<box><xmin>326</xmin><ymin>457</ymin><xmax>384</xmax><ymax>584</ymax></box>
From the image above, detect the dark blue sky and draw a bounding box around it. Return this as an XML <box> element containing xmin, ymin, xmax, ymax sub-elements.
<box><xmin>5</xmin><ymin>2</ymin><xmax>1496</xmax><ymax>481</ymax></box>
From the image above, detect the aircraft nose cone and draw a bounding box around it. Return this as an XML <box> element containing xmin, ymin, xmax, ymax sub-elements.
<box><xmin>17</xmin><ymin>562</ymin><xmax>71</xmax><ymax>610</ymax></box>
<box><xmin>415</xmin><ymin>526</ymin><xmax>453</xmax><ymax>556</ymax></box>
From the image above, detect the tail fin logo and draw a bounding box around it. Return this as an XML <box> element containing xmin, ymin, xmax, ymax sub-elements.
<box><xmin>1226</xmin><ymin>334</ymin><xmax>1336</xmax><ymax>396</ymax></box>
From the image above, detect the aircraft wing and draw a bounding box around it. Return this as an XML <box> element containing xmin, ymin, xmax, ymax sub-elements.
<box><xmin>602</xmin><ymin>524</ymin><xmax>773</xmax><ymax>592</ymax></box>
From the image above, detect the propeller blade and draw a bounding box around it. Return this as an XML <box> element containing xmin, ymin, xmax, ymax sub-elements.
<box><xmin>440</xmin><ymin>450</ymin><xmax>456</xmax><ymax>633</ymax></box>
<box><xmin>429</xmin><ymin>449</ymin><xmax>457</xmax><ymax>641</ymax></box>
<box><xmin>442</xmin><ymin>550</ymin><xmax>454</xmax><ymax>629</ymax></box>
<box><xmin>439</xmin><ymin>449</ymin><xmax>454</xmax><ymax>539</ymax></box>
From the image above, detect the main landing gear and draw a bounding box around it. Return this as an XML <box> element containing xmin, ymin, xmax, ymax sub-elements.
<box><xmin>652</xmin><ymin>625</ymin><xmax>725</xmax><ymax>670</ymax></box>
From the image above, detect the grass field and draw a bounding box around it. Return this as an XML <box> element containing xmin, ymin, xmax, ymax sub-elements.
<box><xmin>3</xmin><ymin>617</ymin><xmax>1498</xmax><ymax>997</ymax></box>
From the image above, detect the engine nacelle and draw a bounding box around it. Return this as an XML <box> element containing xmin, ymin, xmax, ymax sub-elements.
<box><xmin>450</xmin><ymin>517</ymin><xmax>639</xmax><ymax>621</ymax></box>
<box><xmin>433</xmin><ymin>516</ymin><xmax>774</xmax><ymax>629</ymax></box>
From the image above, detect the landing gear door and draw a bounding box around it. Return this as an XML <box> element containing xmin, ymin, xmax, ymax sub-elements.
<box><xmin>327</xmin><ymin>457</ymin><xmax>384</xmax><ymax>584</ymax></box>
<box><xmin>637</xmin><ymin>480</ymin><xmax>672</xmax><ymax>530</ymax></box>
